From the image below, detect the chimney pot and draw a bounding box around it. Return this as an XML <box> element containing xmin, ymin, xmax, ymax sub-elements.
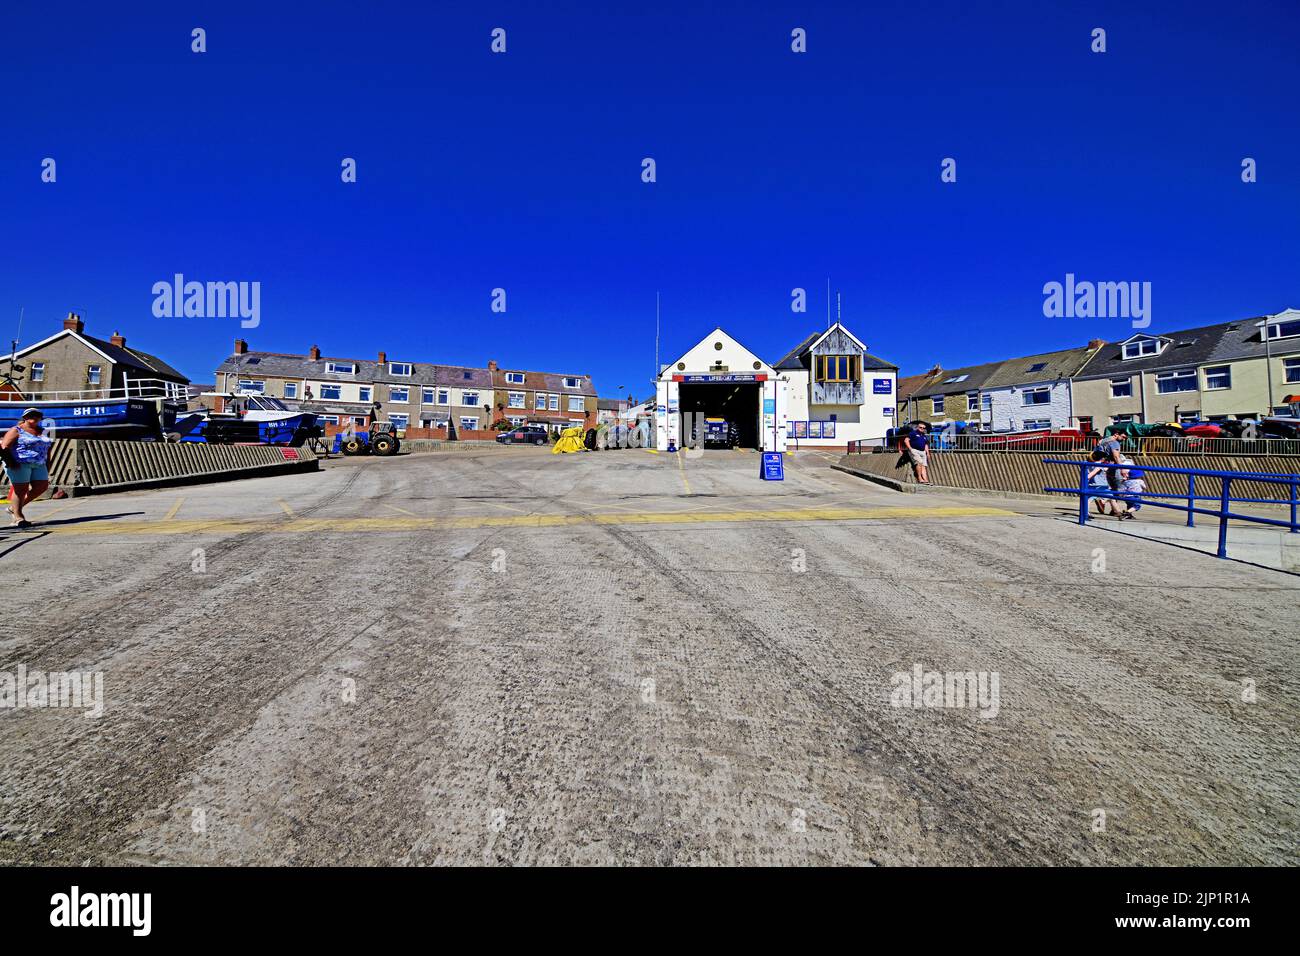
<box><xmin>63</xmin><ymin>311</ymin><xmax>84</xmax><ymax>334</ymax></box>
<box><xmin>487</xmin><ymin>360</ymin><xmax>498</xmax><ymax>371</ymax></box>
<box><xmin>309</xmin><ymin>345</ymin><xmax>321</xmax><ymax>361</ymax></box>
<box><xmin>234</xmin><ymin>338</ymin><xmax>248</xmax><ymax>355</ymax></box>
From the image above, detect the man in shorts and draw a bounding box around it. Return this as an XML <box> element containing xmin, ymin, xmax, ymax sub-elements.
<box><xmin>903</xmin><ymin>422</ymin><xmax>931</xmax><ymax>484</ymax></box>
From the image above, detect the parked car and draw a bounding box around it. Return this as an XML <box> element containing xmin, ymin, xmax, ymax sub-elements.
<box><xmin>496</xmin><ymin>425</ymin><xmax>550</xmax><ymax>445</ymax></box>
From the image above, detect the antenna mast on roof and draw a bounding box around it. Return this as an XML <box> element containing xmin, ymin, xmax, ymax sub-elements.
<box><xmin>6</xmin><ymin>306</ymin><xmax>22</xmax><ymax>378</ymax></box>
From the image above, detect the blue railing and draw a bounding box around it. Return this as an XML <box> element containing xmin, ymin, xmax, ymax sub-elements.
<box><xmin>1043</xmin><ymin>459</ymin><xmax>1300</xmax><ymax>559</ymax></box>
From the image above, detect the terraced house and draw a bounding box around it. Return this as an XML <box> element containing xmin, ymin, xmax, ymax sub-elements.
<box><xmin>1069</xmin><ymin>310</ymin><xmax>1300</xmax><ymax>428</ymax></box>
<box><xmin>904</xmin><ymin>359</ymin><xmax>1004</xmax><ymax>428</ymax></box>
<box><xmin>978</xmin><ymin>341</ymin><xmax>1104</xmax><ymax>433</ymax></box>
<box><xmin>214</xmin><ymin>342</ymin><xmax>544</xmax><ymax>433</ymax></box>
<box><xmin>490</xmin><ymin>361</ymin><xmax>597</xmax><ymax>432</ymax></box>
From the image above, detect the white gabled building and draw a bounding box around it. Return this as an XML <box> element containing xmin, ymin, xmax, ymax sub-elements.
<box><xmin>774</xmin><ymin>323</ymin><xmax>898</xmax><ymax>448</ymax></box>
<box><xmin>653</xmin><ymin>323</ymin><xmax>897</xmax><ymax>451</ymax></box>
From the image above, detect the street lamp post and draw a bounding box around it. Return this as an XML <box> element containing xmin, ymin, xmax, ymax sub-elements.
<box><xmin>1256</xmin><ymin>318</ymin><xmax>1275</xmax><ymax>417</ymax></box>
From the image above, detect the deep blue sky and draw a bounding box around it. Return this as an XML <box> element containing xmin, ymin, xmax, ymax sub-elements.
<box><xmin>2</xmin><ymin>1</ymin><xmax>1296</xmax><ymax>397</ymax></box>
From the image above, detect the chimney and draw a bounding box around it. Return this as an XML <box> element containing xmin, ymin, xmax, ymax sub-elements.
<box><xmin>1087</xmin><ymin>338</ymin><xmax>1105</xmax><ymax>350</ymax></box>
<box><xmin>487</xmin><ymin>360</ymin><xmax>498</xmax><ymax>371</ymax></box>
<box><xmin>63</xmin><ymin>311</ymin><xmax>84</xmax><ymax>334</ymax></box>
<box><xmin>927</xmin><ymin>364</ymin><xmax>943</xmax><ymax>375</ymax></box>
<box><xmin>309</xmin><ymin>345</ymin><xmax>321</xmax><ymax>361</ymax></box>
<box><xmin>378</xmin><ymin>350</ymin><xmax>387</xmax><ymax>365</ymax></box>
<box><xmin>110</xmin><ymin>330</ymin><xmax>126</xmax><ymax>348</ymax></box>
<box><xmin>234</xmin><ymin>338</ymin><xmax>248</xmax><ymax>355</ymax></box>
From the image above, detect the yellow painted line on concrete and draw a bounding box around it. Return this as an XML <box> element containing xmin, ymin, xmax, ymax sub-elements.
<box><xmin>164</xmin><ymin>498</ymin><xmax>186</xmax><ymax>521</ymax></box>
<box><xmin>30</xmin><ymin>504</ymin><xmax>1016</xmax><ymax>537</ymax></box>
<box><xmin>34</xmin><ymin>499</ymin><xmax>81</xmax><ymax>521</ymax></box>
<box><xmin>277</xmin><ymin>499</ymin><xmax>295</xmax><ymax>517</ymax></box>
<box><xmin>643</xmin><ymin>448</ymin><xmax>659</xmax><ymax>454</ymax></box>
<box><xmin>676</xmin><ymin>451</ymin><xmax>692</xmax><ymax>495</ymax></box>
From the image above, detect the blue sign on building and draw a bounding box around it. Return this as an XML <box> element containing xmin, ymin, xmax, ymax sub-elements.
<box><xmin>760</xmin><ymin>451</ymin><xmax>785</xmax><ymax>481</ymax></box>
<box><xmin>873</xmin><ymin>378</ymin><xmax>893</xmax><ymax>395</ymax></box>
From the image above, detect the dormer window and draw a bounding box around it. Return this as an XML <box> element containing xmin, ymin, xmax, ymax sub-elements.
<box><xmin>505</xmin><ymin>372</ymin><xmax>525</xmax><ymax>384</ymax></box>
<box><xmin>389</xmin><ymin>362</ymin><xmax>412</xmax><ymax>376</ymax></box>
<box><xmin>1265</xmin><ymin>317</ymin><xmax>1300</xmax><ymax>341</ymax></box>
<box><xmin>1121</xmin><ymin>337</ymin><xmax>1164</xmax><ymax>360</ymax></box>
<box><xmin>326</xmin><ymin>361</ymin><xmax>356</xmax><ymax>375</ymax></box>
<box><xmin>562</xmin><ymin>376</ymin><xmax>581</xmax><ymax>389</ymax></box>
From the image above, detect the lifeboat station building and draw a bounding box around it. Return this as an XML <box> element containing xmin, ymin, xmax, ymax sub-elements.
<box><xmin>654</xmin><ymin>324</ymin><xmax>897</xmax><ymax>452</ymax></box>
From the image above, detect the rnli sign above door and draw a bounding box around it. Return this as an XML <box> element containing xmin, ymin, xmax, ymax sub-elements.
<box><xmin>672</xmin><ymin>373</ymin><xmax>768</xmax><ymax>383</ymax></box>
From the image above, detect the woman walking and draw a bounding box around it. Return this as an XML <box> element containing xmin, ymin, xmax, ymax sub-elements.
<box><xmin>2</xmin><ymin>409</ymin><xmax>53</xmax><ymax>527</ymax></box>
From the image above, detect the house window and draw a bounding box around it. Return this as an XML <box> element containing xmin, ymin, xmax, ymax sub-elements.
<box><xmin>967</xmin><ymin>392</ymin><xmax>979</xmax><ymax>412</ymax></box>
<box><xmin>321</xmin><ymin>384</ymin><xmax>342</xmax><ymax>400</ymax></box>
<box><xmin>942</xmin><ymin>374</ymin><xmax>968</xmax><ymax>384</ymax></box>
<box><xmin>548</xmin><ymin>394</ymin><xmax>559</xmax><ymax>411</ymax></box>
<box><xmin>325</xmin><ymin>361</ymin><xmax>356</xmax><ymax>375</ymax></box>
<box><xmin>1023</xmin><ymin>419</ymin><xmax>1051</xmax><ymax>430</ymax></box>
<box><xmin>237</xmin><ymin>379</ymin><xmax>265</xmax><ymax>394</ymax></box>
<box><xmin>87</xmin><ymin>365</ymin><xmax>102</xmax><ymax>385</ymax></box>
<box><xmin>567</xmin><ymin>396</ymin><xmax>585</xmax><ymax>413</ymax></box>
<box><xmin>508</xmin><ymin>416</ymin><xmax>526</xmax><ymax>426</ymax></box>
<box><xmin>563</xmin><ymin>377</ymin><xmax>581</xmax><ymax>389</ymax></box>
<box><xmin>1110</xmin><ymin>377</ymin><xmax>1132</xmax><ymax>398</ymax></box>
<box><xmin>1112</xmin><ymin>414</ymin><xmax>1137</xmax><ymax>424</ymax></box>
<box><xmin>359</xmin><ymin>386</ymin><xmax>371</xmax><ymax>403</ymax></box>
<box><xmin>932</xmin><ymin>395</ymin><xmax>945</xmax><ymax>414</ymax></box>
<box><xmin>1155</xmin><ymin>369</ymin><xmax>1197</xmax><ymax>394</ymax></box>
<box><xmin>1027</xmin><ymin>362</ymin><xmax>1047</xmax><ymax>373</ymax></box>
<box><xmin>817</xmin><ymin>355</ymin><xmax>858</xmax><ymax>383</ymax></box>
<box><xmin>1122</xmin><ymin>338</ymin><xmax>1162</xmax><ymax>360</ymax></box>
<box><xmin>1021</xmin><ymin>386</ymin><xmax>1051</xmax><ymax>406</ymax></box>
<box><xmin>506</xmin><ymin>372</ymin><xmax>525</xmax><ymax>384</ymax></box>
<box><xmin>1203</xmin><ymin>366</ymin><xmax>1231</xmax><ymax>390</ymax></box>
<box><xmin>389</xmin><ymin>386</ymin><xmax>409</xmax><ymax>403</ymax></box>
<box><xmin>462</xmin><ymin>391</ymin><xmax>478</xmax><ymax>406</ymax></box>
<box><xmin>508</xmin><ymin>391</ymin><xmax>525</xmax><ymax>408</ymax></box>
<box><xmin>284</xmin><ymin>382</ymin><xmax>298</xmax><ymax>399</ymax></box>
<box><xmin>320</xmin><ymin>415</ymin><xmax>339</xmax><ymax>425</ymax></box>
<box><xmin>536</xmin><ymin>393</ymin><xmax>548</xmax><ymax>410</ymax></box>
<box><xmin>388</xmin><ymin>413</ymin><xmax>409</xmax><ymax>428</ymax></box>
<box><xmin>437</xmin><ymin>389</ymin><xmax>450</xmax><ymax>405</ymax></box>
<box><xmin>1284</xmin><ymin>357</ymin><xmax>1300</xmax><ymax>384</ymax></box>
<box><xmin>459</xmin><ymin>416</ymin><xmax>478</xmax><ymax>431</ymax></box>
<box><xmin>981</xmin><ymin>394</ymin><xmax>992</xmax><ymax>411</ymax></box>
<box><xmin>422</xmin><ymin>387</ymin><xmax>435</xmax><ymax>404</ymax></box>
<box><xmin>389</xmin><ymin>362</ymin><xmax>412</xmax><ymax>376</ymax></box>
<box><xmin>1265</xmin><ymin>318</ymin><xmax>1300</xmax><ymax>340</ymax></box>
<box><xmin>30</xmin><ymin>362</ymin><xmax>45</xmax><ymax>382</ymax></box>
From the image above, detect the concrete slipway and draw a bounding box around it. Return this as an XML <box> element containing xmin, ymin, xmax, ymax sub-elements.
<box><xmin>0</xmin><ymin>447</ymin><xmax>1295</xmax><ymax>865</ymax></box>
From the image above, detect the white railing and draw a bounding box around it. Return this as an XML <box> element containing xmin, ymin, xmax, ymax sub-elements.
<box><xmin>0</xmin><ymin>378</ymin><xmax>187</xmax><ymax>402</ymax></box>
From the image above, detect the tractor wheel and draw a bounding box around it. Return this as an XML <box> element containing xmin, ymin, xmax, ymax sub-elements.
<box><xmin>372</xmin><ymin>434</ymin><xmax>398</xmax><ymax>456</ymax></box>
<box><xmin>342</xmin><ymin>438</ymin><xmax>365</xmax><ymax>456</ymax></box>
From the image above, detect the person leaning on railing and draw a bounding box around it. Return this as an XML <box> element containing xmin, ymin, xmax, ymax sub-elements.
<box><xmin>2</xmin><ymin>408</ymin><xmax>53</xmax><ymax>528</ymax></box>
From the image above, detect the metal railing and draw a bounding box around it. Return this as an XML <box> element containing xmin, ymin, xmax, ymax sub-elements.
<box><xmin>1043</xmin><ymin>459</ymin><xmax>1299</xmax><ymax>559</ymax></box>
<box><xmin>850</xmin><ymin>434</ymin><xmax>1300</xmax><ymax>456</ymax></box>
<box><xmin>0</xmin><ymin>378</ymin><xmax>186</xmax><ymax>401</ymax></box>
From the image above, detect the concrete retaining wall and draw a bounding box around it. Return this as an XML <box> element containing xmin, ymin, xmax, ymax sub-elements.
<box><xmin>399</xmin><ymin>439</ymin><xmax>503</xmax><ymax>454</ymax></box>
<box><xmin>841</xmin><ymin>450</ymin><xmax>1300</xmax><ymax>502</ymax></box>
<box><xmin>3</xmin><ymin>440</ymin><xmax>319</xmax><ymax>497</ymax></box>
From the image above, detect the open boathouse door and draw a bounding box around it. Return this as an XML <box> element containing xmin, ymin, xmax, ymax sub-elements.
<box><xmin>655</xmin><ymin>328</ymin><xmax>787</xmax><ymax>453</ymax></box>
